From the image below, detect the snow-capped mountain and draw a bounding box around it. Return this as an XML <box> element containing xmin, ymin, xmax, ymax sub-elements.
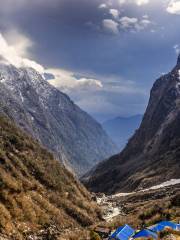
<box><xmin>0</xmin><ymin>63</ymin><xmax>117</xmax><ymax>175</ymax></box>
<box><xmin>84</xmin><ymin>55</ymin><xmax>180</xmax><ymax>193</ymax></box>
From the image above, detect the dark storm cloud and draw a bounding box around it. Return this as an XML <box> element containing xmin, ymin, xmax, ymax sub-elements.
<box><xmin>0</xmin><ymin>0</ymin><xmax>180</xmax><ymax>121</ymax></box>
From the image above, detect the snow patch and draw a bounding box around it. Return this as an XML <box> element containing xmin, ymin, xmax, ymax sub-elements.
<box><xmin>143</xmin><ymin>179</ymin><xmax>180</xmax><ymax>191</ymax></box>
<box><xmin>113</xmin><ymin>178</ymin><xmax>180</xmax><ymax>198</ymax></box>
<box><xmin>178</xmin><ymin>69</ymin><xmax>180</xmax><ymax>80</ymax></box>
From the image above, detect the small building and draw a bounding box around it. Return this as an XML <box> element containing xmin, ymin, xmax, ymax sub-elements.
<box><xmin>132</xmin><ymin>229</ymin><xmax>158</xmax><ymax>239</ymax></box>
<box><xmin>109</xmin><ymin>224</ymin><xmax>135</xmax><ymax>240</ymax></box>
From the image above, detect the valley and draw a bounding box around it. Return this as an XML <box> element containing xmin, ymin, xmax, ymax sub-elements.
<box><xmin>96</xmin><ymin>179</ymin><xmax>180</xmax><ymax>223</ymax></box>
<box><xmin>0</xmin><ymin>3</ymin><xmax>180</xmax><ymax>238</ymax></box>
<box><xmin>84</xmin><ymin>56</ymin><xmax>180</xmax><ymax>194</ymax></box>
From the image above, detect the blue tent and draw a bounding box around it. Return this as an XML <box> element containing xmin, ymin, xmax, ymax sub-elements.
<box><xmin>132</xmin><ymin>229</ymin><xmax>158</xmax><ymax>239</ymax></box>
<box><xmin>149</xmin><ymin>224</ymin><xmax>165</xmax><ymax>233</ymax></box>
<box><xmin>109</xmin><ymin>224</ymin><xmax>135</xmax><ymax>240</ymax></box>
<box><xmin>158</xmin><ymin>221</ymin><xmax>177</xmax><ymax>230</ymax></box>
<box><xmin>149</xmin><ymin>221</ymin><xmax>178</xmax><ymax>233</ymax></box>
<box><xmin>177</xmin><ymin>224</ymin><xmax>180</xmax><ymax>231</ymax></box>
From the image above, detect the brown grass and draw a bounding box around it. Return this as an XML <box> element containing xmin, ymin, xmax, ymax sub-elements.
<box><xmin>0</xmin><ymin>116</ymin><xmax>101</xmax><ymax>239</ymax></box>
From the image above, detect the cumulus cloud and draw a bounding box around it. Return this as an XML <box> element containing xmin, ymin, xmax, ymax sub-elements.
<box><xmin>0</xmin><ymin>31</ymin><xmax>44</xmax><ymax>73</ymax></box>
<box><xmin>102</xmin><ymin>15</ymin><xmax>151</xmax><ymax>34</ymax></box>
<box><xmin>119</xmin><ymin>15</ymin><xmax>151</xmax><ymax>31</ymax></box>
<box><xmin>167</xmin><ymin>0</ymin><xmax>180</xmax><ymax>14</ymax></box>
<box><xmin>0</xmin><ymin>31</ymin><xmax>103</xmax><ymax>92</ymax></box>
<box><xmin>99</xmin><ymin>1</ymin><xmax>152</xmax><ymax>35</ymax></box>
<box><xmin>119</xmin><ymin>17</ymin><xmax>138</xmax><ymax>29</ymax></box>
<box><xmin>102</xmin><ymin>19</ymin><xmax>119</xmax><ymax>34</ymax></box>
<box><xmin>46</xmin><ymin>68</ymin><xmax>103</xmax><ymax>92</ymax></box>
<box><xmin>46</xmin><ymin>69</ymin><xmax>145</xmax><ymax>121</ymax></box>
<box><xmin>109</xmin><ymin>9</ymin><xmax>119</xmax><ymax>19</ymax></box>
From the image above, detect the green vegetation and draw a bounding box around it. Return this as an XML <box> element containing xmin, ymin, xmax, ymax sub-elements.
<box><xmin>0</xmin><ymin>116</ymin><xmax>101</xmax><ymax>239</ymax></box>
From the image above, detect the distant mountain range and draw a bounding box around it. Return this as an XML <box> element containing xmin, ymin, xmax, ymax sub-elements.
<box><xmin>83</xmin><ymin>56</ymin><xmax>180</xmax><ymax>194</ymax></box>
<box><xmin>0</xmin><ymin>64</ymin><xmax>117</xmax><ymax>176</ymax></box>
<box><xmin>102</xmin><ymin>115</ymin><xmax>142</xmax><ymax>150</ymax></box>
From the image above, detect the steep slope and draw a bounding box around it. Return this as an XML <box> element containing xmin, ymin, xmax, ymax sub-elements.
<box><xmin>84</xmin><ymin>56</ymin><xmax>180</xmax><ymax>194</ymax></box>
<box><xmin>0</xmin><ymin>115</ymin><xmax>101</xmax><ymax>239</ymax></box>
<box><xmin>0</xmin><ymin>64</ymin><xmax>117</xmax><ymax>175</ymax></box>
<box><xmin>102</xmin><ymin>115</ymin><xmax>142</xmax><ymax>150</ymax></box>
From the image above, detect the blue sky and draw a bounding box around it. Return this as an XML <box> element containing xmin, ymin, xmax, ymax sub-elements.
<box><xmin>0</xmin><ymin>0</ymin><xmax>180</xmax><ymax>122</ymax></box>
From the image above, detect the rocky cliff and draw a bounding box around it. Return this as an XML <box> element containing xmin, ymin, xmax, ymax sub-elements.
<box><xmin>0</xmin><ymin>64</ymin><xmax>117</xmax><ymax>175</ymax></box>
<box><xmin>83</xmin><ymin>56</ymin><xmax>180</xmax><ymax>194</ymax></box>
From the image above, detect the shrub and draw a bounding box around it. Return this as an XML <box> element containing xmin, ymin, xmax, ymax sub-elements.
<box><xmin>171</xmin><ymin>193</ymin><xmax>180</xmax><ymax>207</ymax></box>
<box><xmin>90</xmin><ymin>231</ymin><xmax>101</xmax><ymax>240</ymax></box>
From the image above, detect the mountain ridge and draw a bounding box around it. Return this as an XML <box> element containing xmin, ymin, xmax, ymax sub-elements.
<box><xmin>102</xmin><ymin>114</ymin><xmax>142</xmax><ymax>150</ymax></box>
<box><xmin>0</xmin><ymin>63</ymin><xmax>117</xmax><ymax>175</ymax></box>
<box><xmin>83</xmin><ymin>56</ymin><xmax>180</xmax><ymax>194</ymax></box>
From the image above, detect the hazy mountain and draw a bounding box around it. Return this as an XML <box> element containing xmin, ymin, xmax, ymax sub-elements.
<box><xmin>102</xmin><ymin>115</ymin><xmax>142</xmax><ymax>150</ymax></box>
<box><xmin>83</xmin><ymin>56</ymin><xmax>180</xmax><ymax>194</ymax></box>
<box><xmin>0</xmin><ymin>115</ymin><xmax>101</xmax><ymax>239</ymax></box>
<box><xmin>0</xmin><ymin>64</ymin><xmax>117</xmax><ymax>176</ymax></box>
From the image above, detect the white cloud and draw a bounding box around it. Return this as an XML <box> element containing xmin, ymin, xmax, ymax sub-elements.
<box><xmin>173</xmin><ymin>44</ymin><xmax>180</xmax><ymax>55</ymax></box>
<box><xmin>119</xmin><ymin>16</ymin><xmax>151</xmax><ymax>31</ymax></box>
<box><xmin>99</xmin><ymin>3</ymin><xmax>107</xmax><ymax>8</ymax></box>
<box><xmin>137</xmin><ymin>18</ymin><xmax>151</xmax><ymax>29</ymax></box>
<box><xmin>101</xmin><ymin>15</ymin><xmax>151</xmax><ymax>35</ymax></box>
<box><xmin>119</xmin><ymin>16</ymin><xmax>138</xmax><ymax>29</ymax></box>
<box><xmin>135</xmin><ymin>0</ymin><xmax>149</xmax><ymax>5</ymax></box>
<box><xmin>3</xmin><ymin>29</ymin><xmax>33</xmax><ymax>57</ymax></box>
<box><xmin>0</xmin><ymin>31</ymin><xmax>44</xmax><ymax>73</ymax></box>
<box><xmin>102</xmin><ymin>19</ymin><xmax>119</xmax><ymax>34</ymax></box>
<box><xmin>0</xmin><ymin>32</ymin><xmax>102</xmax><ymax>92</ymax></box>
<box><xmin>109</xmin><ymin>9</ymin><xmax>119</xmax><ymax>19</ymax></box>
<box><xmin>46</xmin><ymin>68</ymin><xmax>103</xmax><ymax>92</ymax></box>
<box><xmin>118</xmin><ymin>0</ymin><xmax>149</xmax><ymax>6</ymax></box>
<box><xmin>100</xmin><ymin>2</ymin><xmax>152</xmax><ymax>35</ymax></box>
<box><xmin>167</xmin><ymin>0</ymin><xmax>180</xmax><ymax>14</ymax></box>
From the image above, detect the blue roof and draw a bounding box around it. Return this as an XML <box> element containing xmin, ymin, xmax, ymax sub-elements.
<box><xmin>158</xmin><ymin>221</ymin><xmax>177</xmax><ymax>230</ymax></box>
<box><xmin>132</xmin><ymin>229</ymin><xmax>158</xmax><ymax>239</ymax></box>
<box><xmin>149</xmin><ymin>224</ymin><xmax>165</xmax><ymax>233</ymax></box>
<box><xmin>109</xmin><ymin>224</ymin><xmax>135</xmax><ymax>240</ymax></box>
<box><xmin>149</xmin><ymin>221</ymin><xmax>178</xmax><ymax>233</ymax></box>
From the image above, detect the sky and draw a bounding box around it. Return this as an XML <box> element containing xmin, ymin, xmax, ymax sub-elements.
<box><xmin>0</xmin><ymin>0</ymin><xmax>180</xmax><ymax>122</ymax></box>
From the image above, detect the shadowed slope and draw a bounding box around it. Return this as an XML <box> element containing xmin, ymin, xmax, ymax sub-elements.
<box><xmin>83</xmin><ymin>57</ymin><xmax>180</xmax><ymax>194</ymax></box>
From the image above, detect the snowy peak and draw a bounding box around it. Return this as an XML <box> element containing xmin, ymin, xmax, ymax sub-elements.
<box><xmin>0</xmin><ymin>63</ymin><xmax>117</xmax><ymax>175</ymax></box>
